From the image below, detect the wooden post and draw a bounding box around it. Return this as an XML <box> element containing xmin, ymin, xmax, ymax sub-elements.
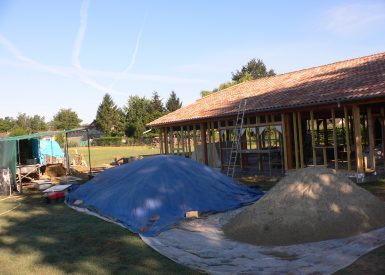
<box><xmin>211</xmin><ymin>122</ymin><xmax>217</xmax><ymax>167</ymax></box>
<box><xmin>180</xmin><ymin>126</ymin><xmax>185</xmax><ymax>156</ymax></box>
<box><xmin>323</xmin><ymin>119</ymin><xmax>328</xmax><ymax>166</ymax></box>
<box><xmin>218</xmin><ymin>121</ymin><xmax>224</xmax><ymax>170</ymax></box>
<box><xmin>200</xmin><ymin>123</ymin><xmax>208</xmax><ymax>165</ymax></box>
<box><xmin>381</xmin><ymin>107</ymin><xmax>385</xmax><ymax>171</ymax></box>
<box><xmin>344</xmin><ymin>107</ymin><xmax>351</xmax><ymax>172</ymax></box>
<box><xmin>352</xmin><ymin>105</ymin><xmax>364</xmax><ymax>174</ymax></box>
<box><xmin>193</xmin><ymin>125</ymin><xmax>199</xmax><ymax>161</ymax></box>
<box><xmin>283</xmin><ymin>113</ymin><xmax>293</xmax><ymax>169</ymax></box>
<box><xmin>293</xmin><ymin>112</ymin><xmax>299</xmax><ymax>169</ymax></box>
<box><xmin>207</xmin><ymin>122</ymin><xmax>213</xmax><ymax>167</ymax></box>
<box><xmin>297</xmin><ymin>112</ymin><xmax>305</xmax><ymax>168</ymax></box>
<box><xmin>159</xmin><ymin>128</ymin><xmax>164</xmax><ymax>154</ymax></box>
<box><xmin>170</xmin><ymin>127</ymin><xmax>174</xmax><ymax>155</ymax></box>
<box><xmin>367</xmin><ymin>107</ymin><xmax>376</xmax><ymax>171</ymax></box>
<box><xmin>310</xmin><ymin>111</ymin><xmax>317</xmax><ymax>166</ymax></box>
<box><xmin>164</xmin><ymin>128</ymin><xmax>169</xmax><ymax>154</ymax></box>
<box><xmin>332</xmin><ymin>109</ymin><xmax>338</xmax><ymax>170</ymax></box>
<box><xmin>187</xmin><ymin>126</ymin><xmax>192</xmax><ymax>158</ymax></box>
<box><xmin>281</xmin><ymin>113</ymin><xmax>288</xmax><ymax>172</ymax></box>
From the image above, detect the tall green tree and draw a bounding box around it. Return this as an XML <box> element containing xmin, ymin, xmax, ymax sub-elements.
<box><xmin>52</xmin><ymin>108</ymin><xmax>82</xmax><ymax>130</ymax></box>
<box><xmin>232</xmin><ymin>58</ymin><xmax>275</xmax><ymax>82</ymax></box>
<box><xmin>165</xmin><ymin>91</ymin><xmax>182</xmax><ymax>112</ymax></box>
<box><xmin>30</xmin><ymin>115</ymin><xmax>47</xmax><ymax>133</ymax></box>
<box><xmin>124</xmin><ymin>96</ymin><xmax>153</xmax><ymax>138</ymax></box>
<box><xmin>95</xmin><ymin>93</ymin><xmax>124</xmax><ymax>136</ymax></box>
<box><xmin>201</xmin><ymin>58</ymin><xmax>275</xmax><ymax>97</ymax></box>
<box><xmin>0</xmin><ymin>117</ymin><xmax>15</xmax><ymax>132</ymax></box>
<box><xmin>150</xmin><ymin>91</ymin><xmax>164</xmax><ymax>113</ymax></box>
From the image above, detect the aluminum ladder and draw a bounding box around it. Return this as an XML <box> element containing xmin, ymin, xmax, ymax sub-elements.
<box><xmin>226</xmin><ymin>99</ymin><xmax>247</xmax><ymax>177</ymax></box>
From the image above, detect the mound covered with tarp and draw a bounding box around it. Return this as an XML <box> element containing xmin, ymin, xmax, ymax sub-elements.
<box><xmin>66</xmin><ymin>155</ymin><xmax>263</xmax><ymax>236</ymax></box>
<box><xmin>223</xmin><ymin>167</ymin><xmax>385</xmax><ymax>246</ymax></box>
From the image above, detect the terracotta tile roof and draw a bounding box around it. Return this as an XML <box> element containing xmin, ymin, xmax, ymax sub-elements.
<box><xmin>148</xmin><ymin>52</ymin><xmax>385</xmax><ymax>127</ymax></box>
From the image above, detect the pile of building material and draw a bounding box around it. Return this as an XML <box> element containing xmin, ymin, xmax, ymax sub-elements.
<box><xmin>223</xmin><ymin>167</ymin><xmax>385</xmax><ymax>246</ymax></box>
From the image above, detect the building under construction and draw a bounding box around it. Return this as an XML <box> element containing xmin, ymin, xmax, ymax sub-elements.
<box><xmin>147</xmin><ymin>52</ymin><xmax>385</xmax><ymax>179</ymax></box>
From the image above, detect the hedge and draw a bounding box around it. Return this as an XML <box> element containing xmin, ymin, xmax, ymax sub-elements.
<box><xmin>92</xmin><ymin>136</ymin><xmax>122</xmax><ymax>146</ymax></box>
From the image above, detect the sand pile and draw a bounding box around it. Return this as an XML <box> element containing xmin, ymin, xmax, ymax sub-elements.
<box><xmin>223</xmin><ymin>167</ymin><xmax>385</xmax><ymax>246</ymax></box>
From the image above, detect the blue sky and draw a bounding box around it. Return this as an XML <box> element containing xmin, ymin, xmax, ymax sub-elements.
<box><xmin>1</xmin><ymin>0</ymin><xmax>385</xmax><ymax>123</ymax></box>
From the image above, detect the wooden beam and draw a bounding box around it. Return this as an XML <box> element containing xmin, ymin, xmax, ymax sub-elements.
<box><xmin>281</xmin><ymin>113</ymin><xmax>288</xmax><ymax>172</ymax></box>
<box><xmin>293</xmin><ymin>112</ymin><xmax>299</xmax><ymax>169</ymax></box>
<box><xmin>367</xmin><ymin>107</ymin><xmax>376</xmax><ymax>171</ymax></box>
<box><xmin>218</xmin><ymin>121</ymin><xmax>282</xmax><ymax>130</ymax></box>
<box><xmin>352</xmin><ymin>105</ymin><xmax>364</xmax><ymax>174</ymax></box>
<box><xmin>200</xmin><ymin>123</ymin><xmax>208</xmax><ymax>165</ymax></box>
<box><xmin>297</xmin><ymin>112</ymin><xmax>305</xmax><ymax>168</ymax></box>
<box><xmin>344</xmin><ymin>107</ymin><xmax>351</xmax><ymax>172</ymax></box>
<box><xmin>331</xmin><ymin>109</ymin><xmax>338</xmax><ymax>170</ymax></box>
<box><xmin>310</xmin><ymin>111</ymin><xmax>317</xmax><ymax>165</ymax></box>
<box><xmin>192</xmin><ymin>125</ymin><xmax>199</xmax><ymax>161</ymax></box>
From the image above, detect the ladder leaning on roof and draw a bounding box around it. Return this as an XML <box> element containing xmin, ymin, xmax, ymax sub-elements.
<box><xmin>226</xmin><ymin>99</ymin><xmax>247</xmax><ymax>178</ymax></box>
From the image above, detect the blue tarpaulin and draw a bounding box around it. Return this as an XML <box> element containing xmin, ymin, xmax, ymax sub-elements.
<box><xmin>66</xmin><ymin>155</ymin><xmax>263</xmax><ymax>236</ymax></box>
<box><xmin>32</xmin><ymin>139</ymin><xmax>64</xmax><ymax>165</ymax></box>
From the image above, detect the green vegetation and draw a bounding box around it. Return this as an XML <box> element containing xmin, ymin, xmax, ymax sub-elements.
<box><xmin>95</xmin><ymin>94</ymin><xmax>125</xmax><ymax>136</ymax></box>
<box><xmin>68</xmin><ymin>146</ymin><xmax>159</xmax><ymax>167</ymax></box>
<box><xmin>0</xmin><ymin>193</ymin><xmax>196</xmax><ymax>274</ymax></box>
<box><xmin>201</xmin><ymin>58</ymin><xmax>275</xmax><ymax>97</ymax></box>
<box><xmin>165</xmin><ymin>91</ymin><xmax>182</xmax><ymax>112</ymax></box>
<box><xmin>52</xmin><ymin>108</ymin><xmax>82</xmax><ymax>130</ymax></box>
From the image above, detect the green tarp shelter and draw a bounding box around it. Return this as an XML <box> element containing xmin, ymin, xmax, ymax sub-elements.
<box><xmin>0</xmin><ymin>129</ymin><xmax>87</xmax><ymax>195</ymax></box>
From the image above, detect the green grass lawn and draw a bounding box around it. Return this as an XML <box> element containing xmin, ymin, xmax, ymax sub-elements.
<box><xmin>68</xmin><ymin>146</ymin><xmax>160</xmax><ymax>167</ymax></box>
<box><xmin>0</xmin><ymin>192</ymin><xmax>198</xmax><ymax>275</ymax></box>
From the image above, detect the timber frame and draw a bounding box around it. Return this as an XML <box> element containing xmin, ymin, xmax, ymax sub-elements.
<box><xmin>153</xmin><ymin>100</ymin><xmax>385</xmax><ymax>179</ymax></box>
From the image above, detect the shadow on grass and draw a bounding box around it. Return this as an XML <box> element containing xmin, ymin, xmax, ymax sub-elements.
<box><xmin>0</xmin><ymin>193</ymin><xmax>199</xmax><ymax>274</ymax></box>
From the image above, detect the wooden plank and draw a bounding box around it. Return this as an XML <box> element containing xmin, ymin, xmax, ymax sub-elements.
<box><xmin>200</xmin><ymin>123</ymin><xmax>208</xmax><ymax>165</ymax></box>
<box><xmin>322</xmin><ymin>119</ymin><xmax>328</xmax><ymax>165</ymax></box>
<box><xmin>281</xmin><ymin>113</ymin><xmax>288</xmax><ymax>172</ymax></box>
<box><xmin>331</xmin><ymin>109</ymin><xmax>338</xmax><ymax>170</ymax></box>
<box><xmin>192</xmin><ymin>125</ymin><xmax>199</xmax><ymax>161</ymax></box>
<box><xmin>344</xmin><ymin>107</ymin><xmax>351</xmax><ymax>172</ymax></box>
<box><xmin>247</xmin><ymin>117</ymin><xmax>251</xmax><ymax>149</ymax></box>
<box><xmin>293</xmin><ymin>112</ymin><xmax>299</xmax><ymax>169</ymax></box>
<box><xmin>352</xmin><ymin>105</ymin><xmax>364</xmax><ymax>174</ymax></box>
<box><xmin>297</xmin><ymin>112</ymin><xmax>305</xmax><ymax>168</ymax></box>
<box><xmin>164</xmin><ymin>128</ymin><xmax>169</xmax><ymax>154</ymax></box>
<box><xmin>310</xmin><ymin>111</ymin><xmax>317</xmax><ymax>165</ymax></box>
<box><xmin>367</xmin><ymin>107</ymin><xmax>376</xmax><ymax>171</ymax></box>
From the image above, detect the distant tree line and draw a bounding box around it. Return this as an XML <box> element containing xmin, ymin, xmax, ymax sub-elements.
<box><xmin>0</xmin><ymin>90</ymin><xmax>182</xmax><ymax>142</ymax></box>
<box><xmin>0</xmin><ymin>109</ymin><xmax>82</xmax><ymax>137</ymax></box>
<box><xmin>95</xmin><ymin>90</ymin><xmax>182</xmax><ymax>139</ymax></box>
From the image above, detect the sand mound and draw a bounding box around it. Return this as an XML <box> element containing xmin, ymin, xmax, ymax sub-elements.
<box><xmin>223</xmin><ymin>167</ymin><xmax>385</xmax><ymax>246</ymax></box>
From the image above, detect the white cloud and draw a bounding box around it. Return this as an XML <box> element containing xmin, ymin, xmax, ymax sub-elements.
<box><xmin>325</xmin><ymin>2</ymin><xmax>385</xmax><ymax>35</ymax></box>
